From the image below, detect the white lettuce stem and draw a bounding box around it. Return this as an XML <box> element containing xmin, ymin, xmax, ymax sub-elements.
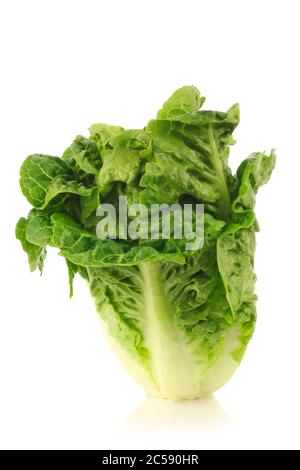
<box><xmin>140</xmin><ymin>262</ymin><xmax>207</xmax><ymax>400</ymax></box>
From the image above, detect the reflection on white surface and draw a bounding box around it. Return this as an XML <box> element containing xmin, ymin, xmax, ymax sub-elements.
<box><xmin>114</xmin><ymin>396</ymin><xmax>229</xmax><ymax>448</ymax></box>
<box><xmin>126</xmin><ymin>396</ymin><xmax>228</xmax><ymax>431</ymax></box>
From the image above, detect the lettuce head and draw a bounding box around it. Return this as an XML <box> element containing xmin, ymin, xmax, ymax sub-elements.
<box><xmin>16</xmin><ymin>86</ymin><xmax>275</xmax><ymax>400</ymax></box>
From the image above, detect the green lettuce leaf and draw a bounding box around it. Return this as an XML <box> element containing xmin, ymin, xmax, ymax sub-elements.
<box><xmin>140</xmin><ymin>103</ymin><xmax>239</xmax><ymax>221</ymax></box>
<box><xmin>16</xmin><ymin>217</ymin><xmax>47</xmax><ymax>272</ymax></box>
<box><xmin>62</xmin><ymin>135</ymin><xmax>101</xmax><ymax>177</ymax></box>
<box><xmin>157</xmin><ymin>85</ymin><xmax>205</xmax><ymax>119</ymax></box>
<box><xmin>20</xmin><ymin>154</ymin><xmax>94</xmax><ymax>210</ymax></box>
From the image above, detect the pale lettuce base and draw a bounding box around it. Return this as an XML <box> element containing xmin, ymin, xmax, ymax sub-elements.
<box><xmin>96</xmin><ymin>263</ymin><xmax>242</xmax><ymax>401</ymax></box>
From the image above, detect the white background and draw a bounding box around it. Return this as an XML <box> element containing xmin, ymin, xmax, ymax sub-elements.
<box><xmin>0</xmin><ymin>0</ymin><xmax>299</xmax><ymax>450</ymax></box>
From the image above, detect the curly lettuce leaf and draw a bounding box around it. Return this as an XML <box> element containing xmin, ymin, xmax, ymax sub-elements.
<box><xmin>157</xmin><ymin>85</ymin><xmax>205</xmax><ymax>119</ymax></box>
<box><xmin>62</xmin><ymin>135</ymin><xmax>101</xmax><ymax>177</ymax></box>
<box><xmin>16</xmin><ymin>217</ymin><xmax>47</xmax><ymax>272</ymax></box>
<box><xmin>140</xmin><ymin>104</ymin><xmax>239</xmax><ymax>220</ymax></box>
<box><xmin>20</xmin><ymin>154</ymin><xmax>94</xmax><ymax>210</ymax></box>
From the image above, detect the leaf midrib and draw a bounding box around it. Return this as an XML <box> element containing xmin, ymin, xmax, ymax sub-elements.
<box><xmin>207</xmin><ymin>125</ymin><xmax>231</xmax><ymax>221</ymax></box>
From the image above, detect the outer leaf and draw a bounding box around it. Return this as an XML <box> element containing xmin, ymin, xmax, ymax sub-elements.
<box><xmin>62</xmin><ymin>135</ymin><xmax>101</xmax><ymax>177</ymax></box>
<box><xmin>157</xmin><ymin>85</ymin><xmax>205</xmax><ymax>119</ymax></box>
<box><xmin>231</xmin><ymin>150</ymin><xmax>276</xmax><ymax>226</ymax></box>
<box><xmin>217</xmin><ymin>151</ymin><xmax>276</xmax><ymax>318</ymax></box>
<box><xmin>140</xmin><ymin>105</ymin><xmax>239</xmax><ymax>220</ymax></box>
<box><xmin>66</xmin><ymin>260</ymin><xmax>78</xmax><ymax>298</ymax></box>
<box><xmin>20</xmin><ymin>154</ymin><xmax>94</xmax><ymax>210</ymax></box>
<box><xmin>26</xmin><ymin>211</ymin><xmax>52</xmax><ymax>246</ymax></box>
<box><xmin>20</xmin><ymin>154</ymin><xmax>69</xmax><ymax>208</ymax></box>
<box><xmin>16</xmin><ymin>217</ymin><xmax>46</xmax><ymax>272</ymax></box>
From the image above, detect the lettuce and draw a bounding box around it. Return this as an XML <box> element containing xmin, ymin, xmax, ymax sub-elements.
<box><xmin>16</xmin><ymin>86</ymin><xmax>275</xmax><ymax>400</ymax></box>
